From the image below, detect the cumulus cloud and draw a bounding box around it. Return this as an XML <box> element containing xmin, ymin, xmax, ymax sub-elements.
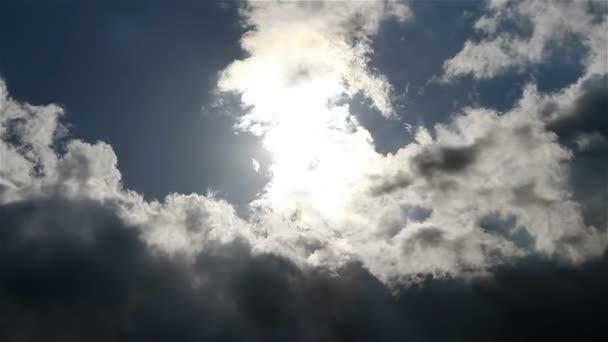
<box><xmin>1</xmin><ymin>196</ymin><xmax>606</xmax><ymax>341</ymax></box>
<box><xmin>442</xmin><ymin>0</ymin><xmax>608</xmax><ymax>80</ymax></box>
<box><xmin>1</xmin><ymin>1</ymin><xmax>606</xmax><ymax>282</ymax></box>
<box><xmin>1</xmin><ymin>0</ymin><xmax>608</xmax><ymax>338</ymax></box>
<box><xmin>0</xmin><ymin>4</ymin><xmax>607</xmax><ymax>337</ymax></box>
<box><xmin>546</xmin><ymin>74</ymin><xmax>608</xmax><ymax>146</ymax></box>
<box><xmin>219</xmin><ymin>1</ymin><xmax>410</xmax><ymax>120</ymax></box>
<box><xmin>0</xmin><ymin>77</ymin><xmax>250</xmax><ymax>258</ymax></box>
<box><xmin>0</xmin><ymin>80</ymin><xmax>63</xmax><ymax>196</ymax></box>
<box><xmin>519</xmin><ymin>72</ymin><xmax>608</xmax><ymax>233</ymax></box>
<box><xmin>215</xmin><ymin>0</ymin><xmax>608</xmax><ymax>281</ymax></box>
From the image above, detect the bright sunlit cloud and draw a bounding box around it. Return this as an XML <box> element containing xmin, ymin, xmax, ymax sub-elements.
<box><xmin>219</xmin><ymin>1</ymin><xmax>406</xmax><ymax>220</ymax></box>
<box><xmin>216</xmin><ymin>0</ymin><xmax>607</xmax><ymax>278</ymax></box>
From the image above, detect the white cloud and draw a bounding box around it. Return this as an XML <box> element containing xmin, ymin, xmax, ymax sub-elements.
<box><xmin>219</xmin><ymin>0</ymin><xmax>410</xmax><ymax>121</ymax></box>
<box><xmin>0</xmin><ymin>81</ymin><xmax>63</xmax><ymax>196</ymax></box>
<box><xmin>0</xmin><ymin>77</ymin><xmax>249</xmax><ymax>258</ymax></box>
<box><xmin>215</xmin><ymin>0</ymin><xmax>607</xmax><ymax>280</ymax></box>
<box><xmin>1</xmin><ymin>0</ymin><xmax>605</xmax><ymax>284</ymax></box>
<box><xmin>217</xmin><ymin>0</ymin><xmax>411</xmax><ymax>231</ymax></box>
<box><xmin>251</xmin><ymin>158</ymin><xmax>260</xmax><ymax>173</ymax></box>
<box><xmin>443</xmin><ymin>0</ymin><xmax>607</xmax><ymax>80</ymax></box>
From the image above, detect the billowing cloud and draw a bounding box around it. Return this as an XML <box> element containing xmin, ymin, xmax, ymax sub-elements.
<box><xmin>1</xmin><ymin>196</ymin><xmax>606</xmax><ymax>341</ymax></box>
<box><xmin>219</xmin><ymin>1</ymin><xmax>410</xmax><ymax>119</ymax></box>
<box><xmin>0</xmin><ymin>2</ymin><xmax>607</xmax><ymax>339</ymax></box>
<box><xmin>212</xmin><ymin>0</ymin><xmax>607</xmax><ymax>281</ymax></box>
<box><xmin>546</xmin><ymin>74</ymin><xmax>608</xmax><ymax>146</ymax></box>
<box><xmin>1</xmin><ymin>0</ymin><xmax>606</xmax><ymax>283</ymax></box>
<box><xmin>0</xmin><ymin>76</ymin><xmax>250</xmax><ymax>258</ymax></box>
<box><xmin>442</xmin><ymin>0</ymin><xmax>607</xmax><ymax>80</ymax></box>
<box><xmin>0</xmin><ymin>0</ymin><xmax>607</xmax><ymax>339</ymax></box>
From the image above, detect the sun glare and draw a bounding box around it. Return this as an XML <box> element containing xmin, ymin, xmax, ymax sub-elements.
<box><xmin>260</xmin><ymin>79</ymin><xmax>366</xmax><ymax>217</ymax></box>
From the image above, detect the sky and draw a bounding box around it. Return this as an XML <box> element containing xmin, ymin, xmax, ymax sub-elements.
<box><xmin>0</xmin><ymin>1</ymin><xmax>607</xmax><ymax>341</ymax></box>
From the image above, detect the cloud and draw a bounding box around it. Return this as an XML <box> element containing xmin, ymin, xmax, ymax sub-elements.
<box><xmin>547</xmin><ymin>74</ymin><xmax>608</xmax><ymax>147</ymax></box>
<box><xmin>369</xmin><ymin>171</ymin><xmax>412</xmax><ymax>196</ymax></box>
<box><xmin>0</xmin><ymin>77</ymin><xmax>250</xmax><ymax>258</ymax></box>
<box><xmin>359</xmin><ymin>93</ymin><xmax>606</xmax><ymax>277</ymax></box>
<box><xmin>479</xmin><ymin>212</ymin><xmax>535</xmax><ymax>249</ymax></box>
<box><xmin>251</xmin><ymin>158</ymin><xmax>260</xmax><ymax>173</ymax></box>
<box><xmin>0</xmin><ymin>2</ymin><xmax>607</xmax><ymax>338</ymax></box>
<box><xmin>219</xmin><ymin>1</ymin><xmax>410</xmax><ymax>119</ymax></box>
<box><xmin>215</xmin><ymin>0</ymin><xmax>558</xmax><ymax>279</ymax></box>
<box><xmin>0</xmin><ymin>196</ymin><xmax>606</xmax><ymax>341</ymax></box>
<box><xmin>0</xmin><ymin>80</ymin><xmax>64</xmax><ymax>197</ymax></box>
<box><xmin>536</xmin><ymin>73</ymin><xmax>608</xmax><ymax>232</ymax></box>
<box><xmin>442</xmin><ymin>0</ymin><xmax>607</xmax><ymax>80</ymax></box>
<box><xmin>1</xmin><ymin>0</ymin><xmax>606</xmax><ymax>292</ymax></box>
<box><xmin>412</xmin><ymin>141</ymin><xmax>481</xmax><ymax>176</ymax></box>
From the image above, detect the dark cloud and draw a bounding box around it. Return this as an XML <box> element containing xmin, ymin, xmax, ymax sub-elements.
<box><xmin>371</xmin><ymin>139</ymin><xmax>483</xmax><ymax>196</ymax></box>
<box><xmin>571</xmin><ymin>156</ymin><xmax>608</xmax><ymax>230</ymax></box>
<box><xmin>413</xmin><ymin>142</ymin><xmax>480</xmax><ymax>176</ymax></box>
<box><xmin>371</xmin><ymin>136</ymin><xmax>487</xmax><ymax>197</ymax></box>
<box><xmin>369</xmin><ymin>171</ymin><xmax>412</xmax><ymax>196</ymax></box>
<box><xmin>548</xmin><ymin>73</ymin><xmax>608</xmax><ymax>230</ymax></box>
<box><xmin>396</xmin><ymin>253</ymin><xmax>607</xmax><ymax>342</ymax></box>
<box><xmin>0</xmin><ymin>197</ymin><xmax>606</xmax><ymax>341</ymax></box>
<box><xmin>549</xmin><ymin>74</ymin><xmax>608</xmax><ymax>145</ymax></box>
<box><xmin>511</xmin><ymin>183</ymin><xmax>554</xmax><ymax>208</ymax></box>
<box><xmin>0</xmin><ymin>197</ymin><xmax>398</xmax><ymax>341</ymax></box>
<box><xmin>411</xmin><ymin>227</ymin><xmax>446</xmax><ymax>249</ymax></box>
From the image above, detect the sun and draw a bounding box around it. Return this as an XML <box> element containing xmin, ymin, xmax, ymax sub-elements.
<box><xmin>217</xmin><ymin>13</ymin><xmax>389</xmax><ymax>222</ymax></box>
<box><xmin>251</xmin><ymin>77</ymin><xmax>382</xmax><ymax>220</ymax></box>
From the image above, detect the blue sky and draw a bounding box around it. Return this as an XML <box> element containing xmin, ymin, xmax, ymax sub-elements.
<box><xmin>0</xmin><ymin>1</ymin><xmax>582</xmax><ymax>202</ymax></box>
<box><xmin>0</xmin><ymin>2</ymin><xmax>267</xmax><ymax>205</ymax></box>
<box><xmin>1</xmin><ymin>1</ymin><xmax>588</xmax><ymax>204</ymax></box>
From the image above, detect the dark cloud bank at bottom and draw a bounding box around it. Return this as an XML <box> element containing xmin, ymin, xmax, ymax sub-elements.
<box><xmin>0</xmin><ymin>197</ymin><xmax>606</xmax><ymax>342</ymax></box>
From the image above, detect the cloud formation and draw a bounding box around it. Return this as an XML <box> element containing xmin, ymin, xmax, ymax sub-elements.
<box><xmin>0</xmin><ymin>2</ymin><xmax>607</xmax><ymax>339</ymax></box>
<box><xmin>0</xmin><ymin>0</ymin><xmax>607</xmax><ymax>339</ymax></box>
<box><xmin>2</xmin><ymin>0</ymin><xmax>605</xmax><ymax>282</ymax></box>
<box><xmin>442</xmin><ymin>0</ymin><xmax>607</xmax><ymax>80</ymax></box>
<box><xmin>0</xmin><ymin>196</ymin><xmax>606</xmax><ymax>341</ymax></box>
<box><xmin>0</xmin><ymin>77</ymin><xmax>251</xmax><ymax>257</ymax></box>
